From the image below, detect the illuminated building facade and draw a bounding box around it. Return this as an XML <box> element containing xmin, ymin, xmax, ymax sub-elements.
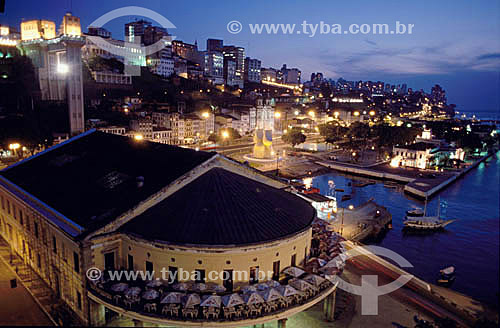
<box><xmin>19</xmin><ymin>13</ymin><xmax>85</xmax><ymax>135</ymax></box>
<box><xmin>244</xmin><ymin>57</ymin><xmax>261</xmax><ymax>83</ymax></box>
<box><xmin>0</xmin><ymin>131</ymin><xmax>337</xmax><ymax>326</ymax></box>
<box><xmin>20</xmin><ymin>20</ymin><xmax>56</xmax><ymax>41</ymax></box>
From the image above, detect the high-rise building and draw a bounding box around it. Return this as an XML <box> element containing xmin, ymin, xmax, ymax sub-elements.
<box><xmin>204</xmin><ymin>50</ymin><xmax>224</xmax><ymax>84</ymax></box>
<box><xmin>244</xmin><ymin>57</ymin><xmax>261</xmax><ymax>83</ymax></box>
<box><xmin>20</xmin><ymin>13</ymin><xmax>85</xmax><ymax>135</ymax></box>
<box><xmin>143</xmin><ymin>25</ymin><xmax>168</xmax><ymax>46</ymax></box>
<box><xmin>223</xmin><ymin>57</ymin><xmax>237</xmax><ymax>86</ymax></box>
<box><xmin>222</xmin><ymin>45</ymin><xmax>244</xmax><ymax>87</ymax></box>
<box><xmin>125</xmin><ymin>19</ymin><xmax>152</xmax><ymax>43</ymax></box>
<box><xmin>280</xmin><ymin>64</ymin><xmax>301</xmax><ymax>85</ymax></box>
<box><xmin>206</xmin><ymin>38</ymin><xmax>223</xmax><ymax>52</ymax></box>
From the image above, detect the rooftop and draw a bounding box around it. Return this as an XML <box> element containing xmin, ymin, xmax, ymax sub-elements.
<box><xmin>394</xmin><ymin>142</ymin><xmax>436</xmax><ymax>151</ymax></box>
<box><xmin>0</xmin><ymin>130</ymin><xmax>215</xmax><ymax>238</ymax></box>
<box><xmin>120</xmin><ymin>167</ymin><xmax>315</xmax><ymax>246</ymax></box>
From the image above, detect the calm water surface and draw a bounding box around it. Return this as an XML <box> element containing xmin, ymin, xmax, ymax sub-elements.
<box><xmin>311</xmin><ymin>152</ymin><xmax>500</xmax><ymax>306</ymax></box>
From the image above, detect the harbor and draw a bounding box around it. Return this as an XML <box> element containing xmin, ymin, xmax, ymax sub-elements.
<box><xmin>310</xmin><ymin>151</ymin><xmax>500</xmax><ymax>308</ymax></box>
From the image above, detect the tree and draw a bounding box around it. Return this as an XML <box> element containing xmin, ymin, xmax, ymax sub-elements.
<box><xmin>318</xmin><ymin>123</ymin><xmax>347</xmax><ymax>144</ymax></box>
<box><xmin>282</xmin><ymin>128</ymin><xmax>306</xmax><ymax>147</ymax></box>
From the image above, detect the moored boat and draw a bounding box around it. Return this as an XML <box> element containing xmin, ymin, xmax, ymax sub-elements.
<box><xmin>437</xmin><ymin>266</ymin><xmax>456</xmax><ymax>286</ymax></box>
<box><xmin>403</xmin><ymin>198</ymin><xmax>455</xmax><ymax>230</ymax></box>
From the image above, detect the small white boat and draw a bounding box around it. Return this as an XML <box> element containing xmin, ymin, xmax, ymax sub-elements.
<box><xmin>405</xmin><ymin>208</ymin><xmax>425</xmax><ymax>217</ymax></box>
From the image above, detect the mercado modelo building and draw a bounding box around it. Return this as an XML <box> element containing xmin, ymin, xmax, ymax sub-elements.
<box><xmin>0</xmin><ymin>130</ymin><xmax>343</xmax><ymax>327</ymax></box>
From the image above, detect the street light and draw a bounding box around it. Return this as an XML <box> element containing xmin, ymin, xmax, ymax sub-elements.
<box><xmin>308</xmin><ymin>111</ymin><xmax>315</xmax><ymax>118</ymax></box>
<box><xmin>57</xmin><ymin>63</ymin><xmax>69</xmax><ymax>74</ymax></box>
<box><xmin>9</xmin><ymin>143</ymin><xmax>20</xmax><ymax>150</ymax></box>
<box><xmin>134</xmin><ymin>134</ymin><xmax>144</xmax><ymax>141</ymax></box>
<box><xmin>274</xmin><ymin>112</ymin><xmax>281</xmax><ymax>119</ymax></box>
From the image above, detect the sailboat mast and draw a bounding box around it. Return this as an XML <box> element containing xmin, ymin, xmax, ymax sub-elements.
<box><xmin>437</xmin><ymin>196</ymin><xmax>441</xmax><ymax>218</ymax></box>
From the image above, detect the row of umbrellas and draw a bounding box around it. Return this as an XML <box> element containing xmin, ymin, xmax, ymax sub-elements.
<box><xmin>110</xmin><ymin>272</ymin><xmax>327</xmax><ymax>308</ymax></box>
<box><xmin>172</xmin><ymin>282</ymin><xmax>226</xmax><ymax>293</ymax></box>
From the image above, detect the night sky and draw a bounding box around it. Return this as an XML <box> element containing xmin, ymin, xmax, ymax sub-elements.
<box><xmin>2</xmin><ymin>0</ymin><xmax>499</xmax><ymax>114</ymax></box>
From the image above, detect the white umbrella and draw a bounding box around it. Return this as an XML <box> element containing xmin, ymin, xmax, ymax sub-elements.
<box><xmin>277</xmin><ymin>285</ymin><xmax>300</xmax><ymax>297</ymax></box>
<box><xmin>182</xmin><ymin>293</ymin><xmax>201</xmax><ymax>308</ymax></box>
<box><xmin>303</xmin><ymin>274</ymin><xmax>326</xmax><ymax>287</ymax></box>
<box><xmin>322</xmin><ymin>259</ymin><xmax>342</xmax><ymax>269</ymax></box>
<box><xmin>319</xmin><ymin>267</ymin><xmax>341</xmax><ymax>275</ymax></box>
<box><xmin>241</xmin><ymin>285</ymin><xmax>257</xmax><ymax>294</ymax></box>
<box><xmin>259</xmin><ymin>288</ymin><xmax>283</xmax><ymax>302</ymax></box>
<box><xmin>307</xmin><ymin>257</ymin><xmax>327</xmax><ymax>267</ymax></box>
<box><xmin>200</xmin><ymin>295</ymin><xmax>222</xmax><ymax>307</ymax></box>
<box><xmin>282</xmin><ymin>266</ymin><xmax>305</xmax><ymax>278</ymax></box>
<box><xmin>289</xmin><ymin>278</ymin><xmax>315</xmax><ymax>292</ymax></box>
<box><xmin>222</xmin><ymin>293</ymin><xmax>245</xmax><ymax>308</ymax></box>
<box><xmin>146</xmin><ymin>280</ymin><xmax>163</xmax><ymax>288</ymax></box>
<box><xmin>206</xmin><ymin>282</ymin><xmax>226</xmax><ymax>293</ymax></box>
<box><xmin>111</xmin><ymin>282</ymin><xmax>128</xmax><ymax>292</ymax></box>
<box><xmin>142</xmin><ymin>289</ymin><xmax>159</xmax><ymax>300</ymax></box>
<box><xmin>266</xmin><ymin>280</ymin><xmax>281</xmax><ymax>288</ymax></box>
<box><xmin>124</xmin><ymin>287</ymin><xmax>141</xmax><ymax>298</ymax></box>
<box><xmin>173</xmin><ymin>282</ymin><xmax>190</xmax><ymax>291</ymax></box>
<box><xmin>161</xmin><ymin>292</ymin><xmax>183</xmax><ymax>304</ymax></box>
<box><xmin>256</xmin><ymin>283</ymin><xmax>270</xmax><ymax>291</ymax></box>
<box><xmin>193</xmin><ymin>283</ymin><xmax>207</xmax><ymax>292</ymax></box>
<box><xmin>243</xmin><ymin>292</ymin><xmax>265</xmax><ymax>305</ymax></box>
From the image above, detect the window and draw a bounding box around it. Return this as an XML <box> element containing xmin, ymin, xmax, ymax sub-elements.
<box><xmin>19</xmin><ymin>210</ymin><xmax>23</xmax><ymax>225</ymax></box>
<box><xmin>104</xmin><ymin>252</ymin><xmax>115</xmax><ymax>271</ymax></box>
<box><xmin>291</xmin><ymin>254</ymin><xmax>297</xmax><ymax>267</ymax></box>
<box><xmin>1</xmin><ymin>196</ymin><xmax>4</xmax><ymax>210</ymax></box>
<box><xmin>168</xmin><ymin>266</ymin><xmax>178</xmax><ymax>284</ymax></box>
<box><xmin>34</xmin><ymin>222</ymin><xmax>39</xmax><ymax>238</ymax></box>
<box><xmin>7</xmin><ymin>200</ymin><xmax>10</xmax><ymax>214</ymax></box>
<box><xmin>62</xmin><ymin>243</ymin><xmax>67</xmax><ymax>262</ymax></box>
<box><xmin>73</xmin><ymin>252</ymin><xmax>80</xmax><ymax>273</ymax></box>
<box><xmin>194</xmin><ymin>269</ymin><xmax>205</xmax><ymax>283</ymax></box>
<box><xmin>223</xmin><ymin>269</ymin><xmax>233</xmax><ymax>292</ymax></box>
<box><xmin>250</xmin><ymin>266</ymin><xmax>259</xmax><ymax>284</ymax></box>
<box><xmin>52</xmin><ymin>236</ymin><xmax>57</xmax><ymax>254</ymax></box>
<box><xmin>272</xmin><ymin>260</ymin><xmax>280</xmax><ymax>281</ymax></box>
<box><xmin>127</xmin><ymin>254</ymin><xmax>134</xmax><ymax>271</ymax></box>
<box><xmin>145</xmin><ymin>261</ymin><xmax>153</xmax><ymax>273</ymax></box>
<box><xmin>76</xmin><ymin>291</ymin><xmax>82</xmax><ymax>310</ymax></box>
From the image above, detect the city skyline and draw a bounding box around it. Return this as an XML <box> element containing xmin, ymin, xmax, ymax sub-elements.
<box><xmin>1</xmin><ymin>0</ymin><xmax>499</xmax><ymax>114</ymax></box>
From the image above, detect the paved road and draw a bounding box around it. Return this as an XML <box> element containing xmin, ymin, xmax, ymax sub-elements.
<box><xmin>346</xmin><ymin>254</ymin><xmax>470</xmax><ymax>327</ymax></box>
<box><xmin>0</xmin><ymin>258</ymin><xmax>53</xmax><ymax>326</ymax></box>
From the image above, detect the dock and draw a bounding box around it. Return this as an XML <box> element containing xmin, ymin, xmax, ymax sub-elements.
<box><xmin>330</xmin><ymin>200</ymin><xmax>392</xmax><ymax>242</ymax></box>
<box><xmin>317</xmin><ymin>152</ymin><xmax>495</xmax><ymax>199</ymax></box>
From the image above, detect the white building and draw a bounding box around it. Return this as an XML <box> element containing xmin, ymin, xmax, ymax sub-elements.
<box><xmin>147</xmin><ymin>57</ymin><xmax>174</xmax><ymax>77</ymax></box>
